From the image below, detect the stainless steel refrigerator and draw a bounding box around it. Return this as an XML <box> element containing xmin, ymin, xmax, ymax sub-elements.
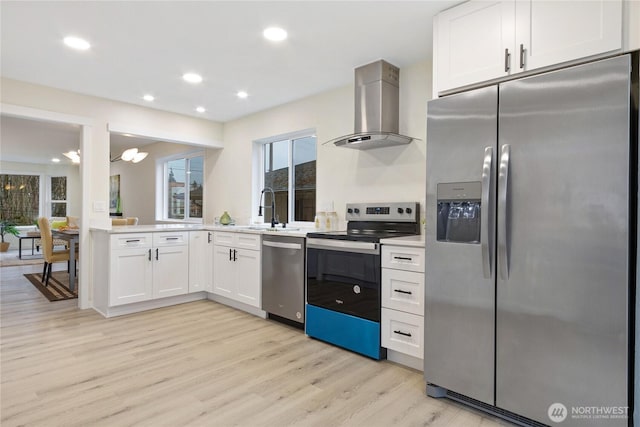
<box><xmin>424</xmin><ymin>54</ymin><xmax>637</xmax><ymax>426</ymax></box>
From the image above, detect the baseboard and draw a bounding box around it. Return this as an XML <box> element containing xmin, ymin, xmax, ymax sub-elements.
<box><xmin>386</xmin><ymin>349</ymin><xmax>423</xmax><ymax>371</ymax></box>
<box><xmin>98</xmin><ymin>293</ymin><xmax>207</xmax><ymax>318</ymax></box>
<box><xmin>207</xmin><ymin>293</ymin><xmax>267</xmax><ymax>319</ymax></box>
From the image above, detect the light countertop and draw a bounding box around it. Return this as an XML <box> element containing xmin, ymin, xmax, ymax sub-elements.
<box><xmin>91</xmin><ymin>223</ymin><xmax>314</xmax><ymax>238</ymax></box>
<box><xmin>380</xmin><ymin>234</ymin><xmax>425</xmax><ymax>248</ymax></box>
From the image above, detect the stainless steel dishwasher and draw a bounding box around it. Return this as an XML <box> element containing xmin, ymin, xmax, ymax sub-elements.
<box><xmin>261</xmin><ymin>234</ymin><xmax>305</xmax><ymax>325</ymax></box>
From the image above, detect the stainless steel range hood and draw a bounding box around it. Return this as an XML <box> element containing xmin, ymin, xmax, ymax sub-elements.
<box><xmin>327</xmin><ymin>60</ymin><xmax>416</xmax><ymax>150</ymax></box>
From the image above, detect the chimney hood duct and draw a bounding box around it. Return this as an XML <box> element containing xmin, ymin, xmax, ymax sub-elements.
<box><xmin>326</xmin><ymin>60</ymin><xmax>416</xmax><ymax>150</ymax></box>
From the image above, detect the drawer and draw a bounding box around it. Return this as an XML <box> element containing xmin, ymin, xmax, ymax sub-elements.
<box><xmin>214</xmin><ymin>231</ymin><xmax>234</xmax><ymax>246</ymax></box>
<box><xmin>153</xmin><ymin>231</ymin><xmax>189</xmax><ymax>247</ymax></box>
<box><xmin>381</xmin><ymin>245</ymin><xmax>425</xmax><ymax>273</ymax></box>
<box><xmin>213</xmin><ymin>231</ymin><xmax>261</xmax><ymax>250</ymax></box>
<box><xmin>381</xmin><ymin>308</ymin><xmax>424</xmax><ymax>359</ymax></box>
<box><xmin>234</xmin><ymin>233</ymin><xmax>261</xmax><ymax>250</ymax></box>
<box><xmin>111</xmin><ymin>233</ymin><xmax>152</xmax><ymax>249</ymax></box>
<box><xmin>381</xmin><ymin>269</ymin><xmax>424</xmax><ymax>316</ymax></box>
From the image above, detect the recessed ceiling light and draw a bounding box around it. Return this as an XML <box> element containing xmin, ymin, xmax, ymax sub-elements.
<box><xmin>183</xmin><ymin>73</ymin><xmax>203</xmax><ymax>84</ymax></box>
<box><xmin>51</xmin><ymin>158</ymin><xmax>60</xmax><ymax>163</ymax></box>
<box><xmin>196</xmin><ymin>106</ymin><xmax>206</xmax><ymax>113</ymax></box>
<box><xmin>237</xmin><ymin>91</ymin><xmax>249</xmax><ymax>99</ymax></box>
<box><xmin>143</xmin><ymin>94</ymin><xmax>155</xmax><ymax>102</ymax></box>
<box><xmin>63</xmin><ymin>36</ymin><xmax>91</xmax><ymax>50</ymax></box>
<box><xmin>263</xmin><ymin>27</ymin><xmax>287</xmax><ymax>42</ymax></box>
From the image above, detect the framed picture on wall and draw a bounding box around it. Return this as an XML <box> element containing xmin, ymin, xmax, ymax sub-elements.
<box><xmin>109</xmin><ymin>174</ymin><xmax>121</xmax><ymax>215</ymax></box>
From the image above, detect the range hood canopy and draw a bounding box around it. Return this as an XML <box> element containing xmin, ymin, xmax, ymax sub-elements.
<box><xmin>326</xmin><ymin>60</ymin><xmax>416</xmax><ymax>150</ymax></box>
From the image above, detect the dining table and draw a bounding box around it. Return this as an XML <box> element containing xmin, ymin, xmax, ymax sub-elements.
<box><xmin>51</xmin><ymin>229</ymin><xmax>79</xmax><ymax>292</ymax></box>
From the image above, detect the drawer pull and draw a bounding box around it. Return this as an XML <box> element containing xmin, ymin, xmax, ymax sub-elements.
<box><xmin>393</xmin><ymin>289</ymin><xmax>412</xmax><ymax>295</ymax></box>
<box><xmin>166</xmin><ymin>237</ymin><xmax>180</xmax><ymax>241</ymax></box>
<box><xmin>393</xmin><ymin>256</ymin><xmax>413</xmax><ymax>261</ymax></box>
<box><xmin>126</xmin><ymin>239</ymin><xmax>141</xmax><ymax>243</ymax></box>
<box><xmin>393</xmin><ymin>330</ymin><xmax>412</xmax><ymax>337</ymax></box>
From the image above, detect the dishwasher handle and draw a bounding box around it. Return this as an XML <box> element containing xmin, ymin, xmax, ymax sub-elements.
<box><xmin>263</xmin><ymin>240</ymin><xmax>302</xmax><ymax>250</ymax></box>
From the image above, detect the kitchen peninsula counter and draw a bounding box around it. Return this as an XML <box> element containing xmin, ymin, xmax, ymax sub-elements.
<box><xmin>91</xmin><ymin>223</ymin><xmax>313</xmax><ymax>238</ymax></box>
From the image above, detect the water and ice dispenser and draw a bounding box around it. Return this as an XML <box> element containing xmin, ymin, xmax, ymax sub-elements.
<box><xmin>436</xmin><ymin>182</ymin><xmax>481</xmax><ymax>244</ymax></box>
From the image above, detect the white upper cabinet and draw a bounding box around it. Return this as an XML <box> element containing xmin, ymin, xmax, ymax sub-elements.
<box><xmin>435</xmin><ymin>0</ymin><xmax>623</xmax><ymax>94</ymax></box>
<box><xmin>436</xmin><ymin>1</ymin><xmax>515</xmax><ymax>92</ymax></box>
<box><xmin>515</xmin><ymin>0</ymin><xmax>622</xmax><ymax>71</ymax></box>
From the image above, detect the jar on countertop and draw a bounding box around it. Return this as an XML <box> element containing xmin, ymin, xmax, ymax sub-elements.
<box><xmin>314</xmin><ymin>212</ymin><xmax>327</xmax><ymax>230</ymax></box>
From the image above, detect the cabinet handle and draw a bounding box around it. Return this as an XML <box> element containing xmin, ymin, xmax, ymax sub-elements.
<box><xmin>393</xmin><ymin>330</ymin><xmax>412</xmax><ymax>338</ymax></box>
<box><xmin>155</xmin><ymin>248</ymin><xmax>159</xmax><ymax>260</ymax></box>
<box><xmin>126</xmin><ymin>239</ymin><xmax>140</xmax><ymax>243</ymax></box>
<box><xmin>393</xmin><ymin>289</ymin><xmax>413</xmax><ymax>295</ymax></box>
<box><xmin>393</xmin><ymin>256</ymin><xmax>413</xmax><ymax>261</ymax></box>
<box><xmin>229</xmin><ymin>248</ymin><xmax>232</xmax><ymax>261</ymax></box>
<box><xmin>233</xmin><ymin>249</ymin><xmax>237</xmax><ymax>262</ymax></box>
<box><xmin>208</xmin><ymin>232</ymin><xmax>212</xmax><ymax>243</ymax></box>
<box><xmin>504</xmin><ymin>48</ymin><xmax>511</xmax><ymax>72</ymax></box>
<box><xmin>148</xmin><ymin>249</ymin><xmax>151</xmax><ymax>261</ymax></box>
<box><xmin>519</xmin><ymin>44</ymin><xmax>525</xmax><ymax>69</ymax></box>
<box><xmin>166</xmin><ymin>237</ymin><xmax>179</xmax><ymax>241</ymax></box>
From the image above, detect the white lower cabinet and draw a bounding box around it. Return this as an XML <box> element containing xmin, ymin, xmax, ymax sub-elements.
<box><xmin>381</xmin><ymin>308</ymin><xmax>424</xmax><ymax>359</ymax></box>
<box><xmin>110</xmin><ymin>245</ymin><xmax>153</xmax><ymax>306</ymax></box>
<box><xmin>213</xmin><ymin>231</ymin><xmax>261</xmax><ymax>308</ymax></box>
<box><xmin>109</xmin><ymin>232</ymin><xmax>189</xmax><ymax>306</ymax></box>
<box><xmin>189</xmin><ymin>231</ymin><xmax>214</xmax><ymax>293</ymax></box>
<box><xmin>381</xmin><ymin>244</ymin><xmax>426</xmax><ymax>368</ymax></box>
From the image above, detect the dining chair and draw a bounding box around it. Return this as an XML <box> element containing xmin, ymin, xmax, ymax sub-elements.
<box><xmin>37</xmin><ymin>217</ymin><xmax>78</xmax><ymax>286</ymax></box>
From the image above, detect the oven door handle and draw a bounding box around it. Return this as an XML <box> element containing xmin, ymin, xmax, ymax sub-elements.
<box><xmin>306</xmin><ymin>238</ymin><xmax>379</xmax><ymax>254</ymax></box>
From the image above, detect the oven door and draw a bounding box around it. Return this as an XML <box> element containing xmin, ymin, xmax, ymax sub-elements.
<box><xmin>306</xmin><ymin>238</ymin><xmax>381</xmax><ymax>321</ymax></box>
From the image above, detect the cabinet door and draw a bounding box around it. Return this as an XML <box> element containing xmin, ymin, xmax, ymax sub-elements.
<box><xmin>153</xmin><ymin>245</ymin><xmax>189</xmax><ymax>298</ymax></box>
<box><xmin>436</xmin><ymin>0</ymin><xmax>515</xmax><ymax>93</ymax></box>
<box><xmin>213</xmin><ymin>245</ymin><xmax>234</xmax><ymax>297</ymax></box>
<box><xmin>515</xmin><ymin>0</ymin><xmax>622</xmax><ymax>72</ymax></box>
<box><xmin>189</xmin><ymin>231</ymin><xmax>213</xmax><ymax>293</ymax></box>
<box><xmin>235</xmin><ymin>249</ymin><xmax>261</xmax><ymax>308</ymax></box>
<box><xmin>110</xmin><ymin>247</ymin><xmax>153</xmax><ymax>306</ymax></box>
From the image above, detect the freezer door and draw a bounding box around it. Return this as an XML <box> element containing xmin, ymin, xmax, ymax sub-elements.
<box><xmin>496</xmin><ymin>55</ymin><xmax>631</xmax><ymax>426</ymax></box>
<box><xmin>424</xmin><ymin>85</ymin><xmax>497</xmax><ymax>405</ymax></box>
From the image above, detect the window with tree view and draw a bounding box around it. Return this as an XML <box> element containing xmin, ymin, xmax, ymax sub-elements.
<box><xmin>262</xmin><ymin>132</ymin><xmax>316</xmax><ymax>224</ymax></box>
<box><xmin>0</xmin><ymin>174</ymin><xmax>40</xmax><ymax>225</ymax></box>
<box><xmin>164</xmin><ymin>153</ymin><xmax>203</xmax><ymax>221</ymax></box>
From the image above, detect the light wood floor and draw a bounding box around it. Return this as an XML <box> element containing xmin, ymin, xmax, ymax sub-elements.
<box><xmin>0</xmin><ymin>264</ymin><xmax>511</xmax><ymax>427</ymax></box>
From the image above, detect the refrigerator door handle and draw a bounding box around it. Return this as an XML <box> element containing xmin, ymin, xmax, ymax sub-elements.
<box><xmin>498</xmin><ymin>144</ymin><xmax>510</xmax><ymax>280</ymax></box>
<box><xmin>481</xmin><ymin>146</ymin><xmax>494</xmax><ymax>279</ymax></box>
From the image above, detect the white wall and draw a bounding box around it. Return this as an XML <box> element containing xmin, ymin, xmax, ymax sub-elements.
<box><xmin>110</xmin><ymin>141</ymin><xmax>214</xmax><ymax>224</ymax></box>
<box><xmin>207</xmin><ymin>60</ymin><xmax>431</xmax><ymax>229</ymax></box>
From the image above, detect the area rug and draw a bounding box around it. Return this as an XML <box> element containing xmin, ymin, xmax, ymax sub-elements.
<box><xmin>24</xmin><ymin>272</ymin><xmax>78</xmax><ymax>301</ymax></box>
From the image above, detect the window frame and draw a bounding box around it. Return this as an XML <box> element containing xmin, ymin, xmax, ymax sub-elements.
<box><xmin>47</xmin><ymin>175</ymin><xmax>68</xmax><ymax>218</ymax></box>
<box><xmin>157</xmin><ymin>150</ymin><xmax>204</xmax><ymax>223</ymax></box>
<box><xmin>253</xmin><ymin>128</ymin><xmax>316</xmax><ymax>226</ymax></box>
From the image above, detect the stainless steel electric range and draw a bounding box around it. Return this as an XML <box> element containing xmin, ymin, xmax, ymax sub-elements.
<box><xmin>305</xmin><ymin>202</ymin><xmax>420</xmax><ymax>359</ymax></box>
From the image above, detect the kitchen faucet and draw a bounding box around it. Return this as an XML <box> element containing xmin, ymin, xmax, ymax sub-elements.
<box><xmin>258</xmin><ymin>187</ymin><xmax>278</xmax><ymax>227</ymax></box>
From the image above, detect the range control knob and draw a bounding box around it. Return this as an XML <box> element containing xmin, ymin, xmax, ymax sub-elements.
<box><xmin>347</xmin><ymin>208</ymin><xmax>353</xmax><ymax>214</ymax></box>
<box><xmin>397</xmin><ymin>208</ymin><xmax>404</xmax><ymax>214</ymax></box>
<box><xmin>406</xmin><ymin>207</ymin><xmax>413</xmax><ymax>214</ymax></box>
<box><xmin>354</xmin><ymin>208</ymin><xmax>360</xmax><ymax>214</ymax></box>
